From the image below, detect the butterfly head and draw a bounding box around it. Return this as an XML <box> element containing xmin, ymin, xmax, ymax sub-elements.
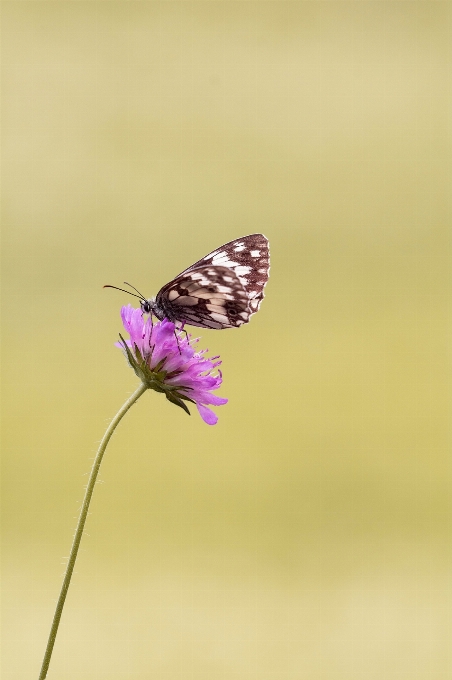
<box><xmin>140</xmin><ymin>296</ymin><xmax>168</xmax><ymax>322</ymax></box>
<box><xmin>140</xmin><ymin>297</ymin><xmax>155</xmax><ymax>315</ymax></box>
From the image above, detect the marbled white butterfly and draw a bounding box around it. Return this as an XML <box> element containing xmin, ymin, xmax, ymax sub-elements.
<box><xmin>106</xmin><ymin>234</ymin><xmax>270</xmax><ymax>330</ymax></box>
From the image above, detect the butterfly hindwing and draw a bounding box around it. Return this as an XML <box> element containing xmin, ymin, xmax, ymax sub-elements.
<box><xmin>156</xmin><ymin>266</ymin><xmax>250</xmax><ymax>329</ymax></box>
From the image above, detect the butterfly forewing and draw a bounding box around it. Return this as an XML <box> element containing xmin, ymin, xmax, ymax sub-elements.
<box><xmin>178</xmin><ymin>233</ymin><xmax>270</xmax><ymax>313</ymax></box>
<box><xmin>154</xmin><ymin>234</ymin><xmax>270</xmax><ymax>330</ymax></box>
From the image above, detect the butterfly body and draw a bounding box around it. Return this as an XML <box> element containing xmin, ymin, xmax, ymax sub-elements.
<box><xmin>136</xmin><ymin>234</ymin><xmax>269</xmax><ymax>330</ymax></box>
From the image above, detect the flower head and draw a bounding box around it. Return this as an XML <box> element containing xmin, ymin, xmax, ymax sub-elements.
<box><xmin>117</xmin><ymin>305</ymin><xmax>228</xmax><ymax>425</ymax></box>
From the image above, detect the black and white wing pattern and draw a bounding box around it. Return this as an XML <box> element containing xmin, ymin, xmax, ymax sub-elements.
<box><xmin>155</xmin><ymin>234</ymin><xmax>270</xmax><ymax>329</ymax></box>
<box><xmin>177</xmin><ymin>233</ymin><xmax>270</xmax><ymax>314</ymax></box>
<box><xmin>156</xmin><ymin>266</ymin><xmax>251</xmax><ymax>329</ymax></box>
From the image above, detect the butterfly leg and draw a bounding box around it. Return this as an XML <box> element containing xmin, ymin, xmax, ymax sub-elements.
<box><xmin>179</xmin><ymin>323</ymin><xmax>190</xmax><ymax>346</ymax></box>
<box><xmin>173</xmin><ymin>329</ymin><xmax>182</xmax><ymax>355</ymax></box>
<box><xmin>173</xmin><ymin>324</ymin><xmax>190</xmax><ymax>355</ymax></box>
<box><xmin>147</xmin><ymin>314</ymin><xmax>154</xmax><ymax>350</ymax></box>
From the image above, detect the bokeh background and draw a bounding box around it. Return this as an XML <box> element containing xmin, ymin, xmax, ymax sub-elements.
<box><xmin>2</xmin><ymin>3</ymin><xmax>451</xmax><ymax>679</ymax></box>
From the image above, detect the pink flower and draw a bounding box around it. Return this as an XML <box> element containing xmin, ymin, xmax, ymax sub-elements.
<box><xmin>117</xmin><ymin>305</ymin><xmax>228</xmax><ymax>425</ymax></box>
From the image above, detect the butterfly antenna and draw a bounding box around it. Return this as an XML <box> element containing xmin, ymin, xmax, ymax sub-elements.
<box><xmin>123</xmin><ymin>281</ymin><xmax>147</xmax><ymax>300</ymax></box>
<box><xmin>103</xmin><ymin>284</ymin><xmax>142</xmax><ymax>300</ymax></box>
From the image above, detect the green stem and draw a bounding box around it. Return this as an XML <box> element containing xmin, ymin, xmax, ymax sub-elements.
<box><xmin>38</xmin><ymin>382</ymin><xmax>148</xmax><ymax>680</ymax></box>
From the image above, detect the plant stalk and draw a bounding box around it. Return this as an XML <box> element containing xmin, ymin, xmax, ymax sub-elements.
<box><xmin>38</xmin><ymin>382</ymin><xmax>148</xmax><ymax>680</ymax></box>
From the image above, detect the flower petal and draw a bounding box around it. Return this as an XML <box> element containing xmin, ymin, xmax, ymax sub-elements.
<box><xmin>195</xmin><ymin>392</ymin><xmax>229</xmax><ymax>406</ymax></box>
<box><xmin>196</xmin><ymin>404</ymin><xmax>219</xmax><ymax>425</ymax></box>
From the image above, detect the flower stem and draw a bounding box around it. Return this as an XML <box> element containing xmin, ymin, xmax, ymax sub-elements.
<box><xmin>38</xmin><ymin>382</ymin><xmax>148</xmax><ymax>680</ymax></box>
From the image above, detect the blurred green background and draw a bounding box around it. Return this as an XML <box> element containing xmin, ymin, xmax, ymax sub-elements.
<box><xmin>2</xmin><ymin>2</ymin><xmax>451</xmax><ymax>679</ymax></box>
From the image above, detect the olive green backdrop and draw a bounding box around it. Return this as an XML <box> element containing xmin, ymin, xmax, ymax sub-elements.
<box><xmin>2</xmin><ymin>2</ymin><xmax>451</xmax><ymax>679</ymax></box>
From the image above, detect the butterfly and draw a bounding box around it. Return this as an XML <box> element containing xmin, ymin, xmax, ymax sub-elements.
<box><xmin>106</xmin><ymin>234</ymin><xmax>270</xmax><ymax>330</ymax></box>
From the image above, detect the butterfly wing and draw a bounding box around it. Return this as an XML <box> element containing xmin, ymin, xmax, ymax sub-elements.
<box><xmin>176</xmin><ymin>233</ymin><xmax>270</xmax><ymax>314</ymax></box>
<box><xmin>156</xmin><ymin>266</ymin><xmax>251</xmax><ymax>329</ymax></box>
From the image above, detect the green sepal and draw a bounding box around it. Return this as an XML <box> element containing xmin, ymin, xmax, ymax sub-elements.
<box><xmin>153</xmin><ymin>358</ymin><xmax>167</xmax><ymax>373</ymax></box>
<box><xmin>176</xmin><ymin>392</ymin><xmax>196</xmax><ymax>404</ymax></box>
<box><xmin>165</xmin><ymin>392</ymin><xmax>191</xmax><ymax>415</ymax></box>
<box><xmin>119</xmin><ymin>334</ymin><xmax>144</xmax><ymax>380</ymax></box>
<box><xmin>153</xmin><ymin>370</ymin><xmax>168</xmax><ymax>383</ymax></box>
